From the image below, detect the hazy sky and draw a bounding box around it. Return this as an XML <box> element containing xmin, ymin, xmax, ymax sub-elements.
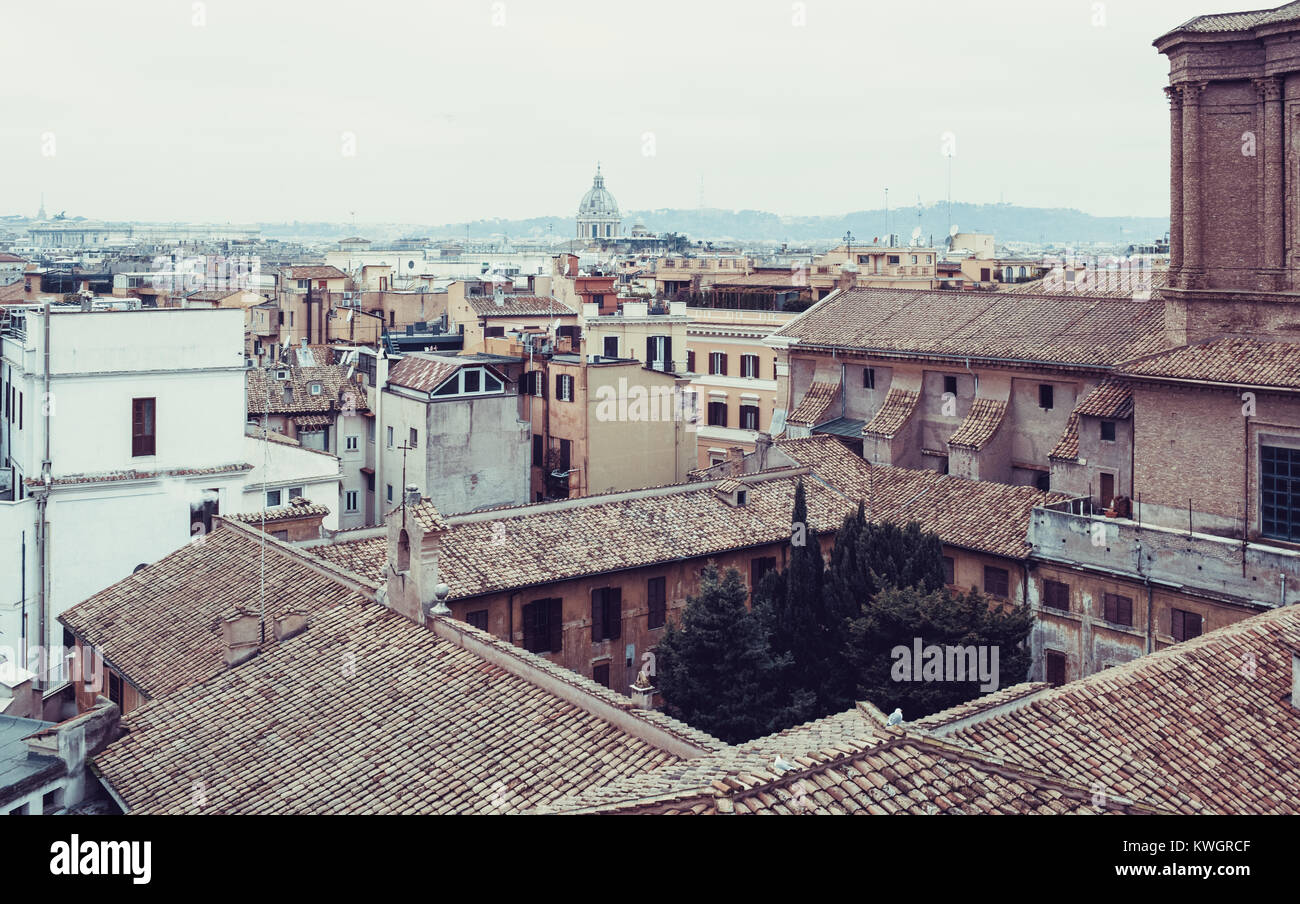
<box><xmin>0</xmin><ymin>0</ymin><xmax>1268</xmax><ymax>223</ymax></box>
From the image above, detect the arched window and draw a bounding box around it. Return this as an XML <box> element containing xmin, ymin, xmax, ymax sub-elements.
<box><xmin>397</xmin><ymin>529</ymin><xmax>411</xmax><ymax>573</ymax></box>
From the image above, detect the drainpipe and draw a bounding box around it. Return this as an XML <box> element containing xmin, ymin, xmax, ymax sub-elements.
<box><xmin>35</xmin><ymin>301</ymin><xmax>51</xmax><ymax>691</ymax></box>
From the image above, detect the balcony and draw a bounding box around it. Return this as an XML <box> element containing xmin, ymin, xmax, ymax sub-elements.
<box><xmin>1030</xmin><ymin>497</ymin><xmax>1300</xmax><ymax>608</ymax></box>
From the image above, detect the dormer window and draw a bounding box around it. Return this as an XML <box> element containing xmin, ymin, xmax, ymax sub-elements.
<box><xmin>430</xmin><ymin>366</ymin><xmax>506</xmax><ymax>398</ymax></box>
<box><xmin>310</xmin><ymin>383</ymin><xmax>322</xmax><ymax>396</ymax></box>
<box><xmin>275</xmin><ymin>369</ymin><xmax>289</xmax><ymax>380</ymax></box>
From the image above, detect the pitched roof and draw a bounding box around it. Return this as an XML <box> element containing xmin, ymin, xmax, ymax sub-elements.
<box><xmin>246</xmin><ymin>364</ymin><xmax>359</xmax><ymax>415</ymax></box>
<box><xmin>1161</xmin><ymin>3</ymin><xmax>1300</xmax><ymax>38</ymax></box>
<box><xmin>90</xmin><ymin>604</ymin><xmax>716</xmax><ymax>814</ymax></box>
<box><xmin>1074</xmin><ymin>375</ymin><xmax>1134</xmax><ymax>418</ymax></box>
<box><xmin>947</xmin><ymin>398</ymin><xmax>1008</xmax><ymax>450</ymax></box>
<box><xmin>281</xmin><ymin>265</ymin><xmax>346</xmax><ymax>280</ymax></box>
<box><xmin>385</xmin><ymin>354</ymin><xmax>469</xmax><ymax>394</ymax></box>
<box><xmin>315</xmin><ymin>472</ymin><xmax>857</xmax><ymax>602</ymax></box>
<box><xmin>25</xmin><ymin>462</ymin><xmax>251</xmax><ymax>489</ymax></box>
<box><xmin>1048</xmin><ymin>412</ymin><xmax>1081</xmax><ymax>462</ymax></box>
<box><xmin>536</xmin><ymin>703</ymin><xmax>1155</xmax><ymax>815</ymax></box>
<box><xmin>59</xmin><ymin>526</ymin><xmax>367</xmax><ymax>700</ymax></box>
<box><xmin>774</xmin><ymin>287</ymin><xmax>1166</xmax><ymax>367</ymax></box>
<box><xmin>1117</xmin><ymin>337</ymin><xmax>1300</xmax><ymax>391</ymax></box>
<box><xmin>465</xmin><ymin>294</ymin><xmax>576</xmax><ymax>318</ymax></box>
<box><xmin>786</xmin><ymin>381</ymin><xmax>840</xmax><ymax>427</ymax></box>
<box><xmin>939</xmin><ymin>606</ymin><xmax>1300</xmax><ymax>814</ymax></box>
<box><xmin>775</xmin><ymin>435</ymin><xmax>1069</xmax><ymax>559</ymax></box>
<box><xmin>861</xmin><ymin>387</ymin><xmax>919</xmax><ymax>438</ymax></box>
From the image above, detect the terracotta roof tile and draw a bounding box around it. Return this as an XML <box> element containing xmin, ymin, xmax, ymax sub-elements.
<box><xmin>466</xmin><ymin>294</ymin><xmax>576</xmax><ymax>318</ymax></box>
<box><xmin>862</xmin><ymin>388</ymin><xmax>919</xmax><ymax>438</ymax></box>
<box><xmin>1118</xmin><ymin>337</ymin><xmax>1300</xmax><ymax>390</ymax></box>
<box><xmin>947</xmin><ymin>398</ymin><xmax>1008</xmax><ymax>450</ymax></box>
<box><xmin>786</xmin><ymin>381</ymin><xmax>840</xmax><ymax>427</ymax></box>
<box><xmin>281</xmin><ymin>265</ymin><xmax>346</xmax><ymax>280</ymax></box>
<box><xmin>246</xmin><ymin>364</ymin><xmax>360</xmax><ymax>415</ymax></box>
<box><xmin>1074</xmin><ymin>375</ymin><xmax>1134</xmax><ymax>418</ymax></box>
<box><xmin>775</xmin><ymin>287</ymin><xmax>1166</xmax><ymax>366</ymax></box>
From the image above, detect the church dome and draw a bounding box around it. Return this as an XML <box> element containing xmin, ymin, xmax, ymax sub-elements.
<box><xmin>578</xmin><ymin>165</ymin><xmax>620</xmax><ymax>218</ymax></box>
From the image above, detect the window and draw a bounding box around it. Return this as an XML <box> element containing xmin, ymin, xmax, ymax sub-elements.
<box><xmin>189</xmin><ymin>488</ymin><xmax>219</xmax><ymax>536</ymax></box>
<box><xmin>463</xmin><ymin>369</ymin><xmax>480</xmax><ymax>393</ymax></box>
<box><xmin>1035</xmin><ymin>471</ymin><xmax>1051</xmax><ymax>492</ymax></box>
<box><xmin>346</xmin><ymin>435</ymin><xmax>359</xmax><ymax>451</ymax></box>
<box><xmin>983</xmin><ymin>566</ymin><xmax>1009</xmax><ymax>599</ymax></box>
<box><xmin>740</xmin><ymin>354</ymin><xmax>759</xmax><ymax>378</ymax></box>
<box><xmin>131</xmin><ymin>397</ymin><xmax>156</xmax><ymax>456</ymax></box>
<box><xmin>942</xmin><ymin>375</ymin><xmax>957</xmax><ymax>397</ymax></box>
<box><xmin>739</xmin><ymin>404</ymin><xmax>760</xmax><ymax>431</ymax></box>
<box><xmin>591</xmin><ymin>587</ymin><xmax>622</xmax><ymax>642</ymax></box>
<box><xmin>532</xmin><ymin>434</ymin><xmax>543</xmax><ymax>468</ymax></box>
<box><xmin>522</xmin><ymin>598</ymin><xmax>563</xmax><ymax>653</ymax></box>
<box><xmin>386</xmin><ymin>484</ymin><xmax>393</xmax><ymax>503</ymax></box>
<box><xmin>266</xmin><ymin>489</ymin><xmax>282</xmax><ymax>507</ymax></box>
<box><xmin>523</xmin><ymin>370</ymin><xmax>545</xmax><ymax>397</ymax></box>
<box><xmin>1100</xmin><ymin>420</ymin><xmax>1116</xmax><ymax>442</ymax></box>
<box><xmin>750</xmin><ymin>556</ymin><xmax>776</xmax><ymax>595</ymax></box>
<box><xmin>707</xmin><ymin>401</ymin><xmax>728</xmax><ymax>427</ymax></box>
<box><xmin>863</xmin><ymin>367</ymin><xmax>876</xmax><ymax>390</ymax></box>
<box><xmin>557</xmin><ymin>438</ymin><xmax>571</xmax><ymax>474</ymax></box>
<box><xmin>1103</xmin><ymin>592</ymin><xmax>1133</xmax><ymax>626</ymax></box>
<box><xmin>386</xmin><ymin>426</ymin><xmax>394</xmax><ymax>448</ymax></box>
<box><xmin>1261</xmin><ymin>445</ymin><xmax>1300</xmax><ymax>541</ymax></box>
<box><xmin>1171</xmin><ymin>608</ymin><xmax>1202</xmax><ymax>642</ymax></box>
<box><xmin>409</xmin><ymin>427</ymin><xmax>418</xmax><ymax>449</ymax></box>
<box><xmin>1039</xmin><ymin>384</ymin><xmax>1054</xmax><ymax>410</ymax></box>
<box><xmin>466</xmin><ymin>609</ymin><xmax>489</xmax><ymax>631</ymax></box>
<box><xmin>287</xmin><ymin>486</ymin><xmax>303</xmax><ymax>499</ymax></box>
<box><xmin>1043</xmin><ymin>580</ymin><xmax>1070</xmax><ymax>612</ymax></box>
<box><xmin>556</xmin><ymin>374</ymin><xmax>574</xmax><ymax>402</ymax></box>
<box><xmin>1045</xmin><ymin>650</ymin><xmax>1067</xmax><ymax>687</ymax></box>
<box><xmin>647</xmin><ymin>577</ymin><xmax>667</xmax><ymax>629</ymax></box>
<box><xmin>592</xmin><ymin>663</ymin><xmax>610</xmax><ymax>688</ymax></box>
<box><xmin>709</xmin><ymin>351</ymin><xmax>728</xmax><ymax>376</ymax></box>
<box><xmin>1100</xmin><ymin>472</ymin><xmax>1116</xmax><ymax>507</ymax></box>
<box><xmin>887</xmin><ymin>255</ymin><xmax>900</xmax><ymax>265</ymax></box>
<box><xmin>108</xmin><ymin>671</ymin><xmax>124</xmax><ymax>708</ymax></box>
<box><xmin>647</xmin><ymin>335</ymin><xmax>671</xmax><ymax>371</ymax></box>
<box><xmin>309</xmin><ymin>383</ymin><xmax>322</xmax><ymax>396</ymax></box>
<box><xmin>687</xmin><ymin>350</ymin><xmax>696</xmax><ymax>372</ymax></box>
<box><xmin>345</xmin><ymin>491</ymin><xmax>358</xmax><ymax>512</ymax></box>
<box><xmin>603</xmin><ymin>336</ymin><xmax>619</xmax><ymax>358</ymax></box>
<box><xmin>942</xmin><ymin>556</ymin><xmax>955</xmax><ymax>585</ymax></box>
<box><xmin>484</xmin><ymin>326</ymin><xmax>505</xmax><ymax>338</ymax></box>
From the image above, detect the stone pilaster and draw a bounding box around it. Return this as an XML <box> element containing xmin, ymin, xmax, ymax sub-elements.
<box><xmin>1179</xmin><ymin>82</ymin><xmax>1208</xmax><ymax>290</ymax></box>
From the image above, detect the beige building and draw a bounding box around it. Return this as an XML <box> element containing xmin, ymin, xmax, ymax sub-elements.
<box><xmin>685</xmin><ymin>308</ymin><xmax>793</xmax><ymax>468</ymax></box>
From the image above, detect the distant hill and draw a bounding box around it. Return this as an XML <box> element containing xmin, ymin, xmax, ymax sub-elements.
<box><xmin>261</xmin><ymin>202</ymin><xmax>1168</xmax><ymax>247</ymax></box>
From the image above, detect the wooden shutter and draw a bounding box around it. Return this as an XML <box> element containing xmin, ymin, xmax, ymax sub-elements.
<box><xmin>591</xmin><ymin>588</ymin><xmax>605</xmax><ymax>641</ymax></box>
<box><xmin>646</xmin><ymin>336</ymin><xmax>653</xmax><ymax>366</ymax></box>
<box><xmin>608</xmin><ymin>588</ymin><xmax>621</xmax><ymax>640</ymax></box>
<box><xmin>547</xmin><ymin>598</ymin><xmax>563</xmax><ymax>653</ymax></box>
<box><xmin>719</xmin><ymin>351</ymin><xmax>727</xmax><ymax>375</ymax></box>
<box><xmin>663</xmin><ymin>337</ymin><xmax>672</xmax><ymax>371</ymax></box>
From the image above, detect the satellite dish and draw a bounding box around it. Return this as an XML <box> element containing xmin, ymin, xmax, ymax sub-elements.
<box><xmin>911</xmin><ymin>227</ymin><xmax>923</xmax><ymax>240</ymax></box>
<box><xmin>949</xmin><ymin>224</ymin><xmax>960</xmax><ymax>237</ymax></box>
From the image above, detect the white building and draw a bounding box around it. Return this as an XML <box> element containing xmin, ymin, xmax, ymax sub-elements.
<box><xmin>576</xmin><ymin>165</ymin><xmax>622</xmax><ymax>241</ymax></box>
<box><xmin>240</xmin><ymin>430</ymin><xmax>341</xmax><ymax>530</ymax></box>
<box><xmin>0</xmin><ymin>305</ymin><xmax>249</xmax><ymax>713</ymax></box>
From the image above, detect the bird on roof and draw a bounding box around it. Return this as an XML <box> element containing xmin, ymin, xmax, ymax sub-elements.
<box><xmin>886</xmin><ymin>708</ymin><xmax>904</xmax><ymax>726</ymax></box>
<box><xmin>773</xmin><ymin>755</ymin><xmax>797</xmax><ymax>774</ymax></box>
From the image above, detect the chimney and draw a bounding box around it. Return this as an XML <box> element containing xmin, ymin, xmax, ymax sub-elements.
<box><xmin>754</xmin><ymin>432</ymin><xmax>772</xmax><ymax>471</ymax></box>
<box><xmin>220</xmin><ymin>609</ymin><xmax>261</xmax><ymax>667</ymax></box>
<box><xmin>405</xmin><ymin>483</ymin><xmax>420</xmax><ymax>505</ymax></box>
<box><xmin>272</xmin><ymin>610</ymin><xmax>309</xmax><ymax>642</ymax></box>
<box><xmin>630</xmin><ymin>670</ymin><xmax>657</xmax><ymax>710</ymax></box>
<box><xmin>493</xmin><ymin>284</ymin><xmax>505</xmax><ymax>307</ymax></box>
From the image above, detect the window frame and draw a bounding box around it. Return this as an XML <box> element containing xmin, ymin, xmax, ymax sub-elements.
<box><xmin>131</xmin><ymin>397</ymin><xmax>157</xmax><ymax>457</ymax></box>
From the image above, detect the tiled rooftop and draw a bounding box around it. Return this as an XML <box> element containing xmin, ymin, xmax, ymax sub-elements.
<box><xmin>1074</xmin><ymin>375</ymin><xmax>1134</xmax><ymax>418</ymax></box>
<box><xmin>281</xmin><ymin>265</ymin><xmax>346</xmax><ymax>280</ymax></box>
<box><xmin>385</xmin><ymin>354</ymin><xmax>487</xmax><ymax>394</ymax></box>
<box><xmin>947</xmin><ymin>398</ymin><xmax>1008</xmax><ymax>450</ymax></box>
<box><xmin>774</xmin><ymin>287</ymin><xmax>1166</xmax><ymax>367</ymax></box>
<box><xmin>59</xmin><ymin>526</ymin><xmax>368</xmax><ymax>700</ymax></box>
<box><xmin>786</xmin><ymin>380</ymin><xmax>841</xmax><ymax>427</ymax></box>
<box><xmin>942</xmin><ymin>603</ymin><xmax>1300</xmax><ymax>814</ymax></box>
<box><xmin>246</xmin><ymin>364</ymin><xmax>360</xmax><ymax>415</ymax></box>
<box><xmin>1117</xmin><ymin>337</ymin><xmax>1300</xmax><ymax>391</ymax></box>
<box><xmin>862</xmin><ymin>387</ymin><xmax>919</xmax><ymax>438</ymax></box>
<box><xmin>90</xmin><ymin>605</ymin><xmax>711</xmax><ymax>814</ymax></box>
<box><xmin>465</xmin><ymin>294</ymin><xmax>576</xmax><ymax>318</ymax></box>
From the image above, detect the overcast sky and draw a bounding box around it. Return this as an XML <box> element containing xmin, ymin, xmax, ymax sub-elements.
<box><xmin>0</xmin><ymin>0</ymin><xmax>1269</xmax><ymax>224</ymax></box>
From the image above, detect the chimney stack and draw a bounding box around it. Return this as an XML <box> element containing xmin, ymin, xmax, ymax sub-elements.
<box><xmin>405</xmin><ymin>484</ymin><xmax>421</xmax><ymax>505</ymax></box>
<box><xmin>220</xmin><ymin>609</ymin><xmax>261</xmax><ymax>667</ymax></box>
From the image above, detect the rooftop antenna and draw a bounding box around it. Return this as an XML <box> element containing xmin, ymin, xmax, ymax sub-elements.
<box><xmin>397</xmin><ymin>440</ymin><xmax>414</xmax><ymax>512</ymax></box>
<box><xmin>884</xmin><ymin>188</ymin><xmax>890</xmax><ymax>245</ymax></box>
<box><xmin>946</xmin><ymin>150</ymin><xmax>953</xmax><ymax>239</ymax></box>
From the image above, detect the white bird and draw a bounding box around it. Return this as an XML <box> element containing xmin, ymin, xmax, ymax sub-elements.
<box><xmin>886</xmin><ymin>708</ymin><xmax>904</xmax><ymax>727</ymax></box>
<box><xmin>773</xmin><ymin>755</ymin><xmax>796</xmax><ymax>773</ymax></box>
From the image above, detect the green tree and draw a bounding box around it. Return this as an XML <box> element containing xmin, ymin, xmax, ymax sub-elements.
<box><xmin>655</xmin><ymin>565</ymin><xmax>789</xmax><ymax>744</ymax></box>
<box><xmin>843</xmin><ymin>584</ymin><xmax>1033</xmax><ymax>720</ymax></box>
